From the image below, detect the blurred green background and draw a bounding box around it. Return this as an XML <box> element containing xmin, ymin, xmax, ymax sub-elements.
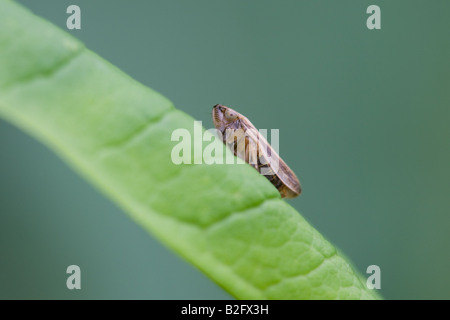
<box><xmin>1</xmin><ymin>0</ymin><xmax>449</xmax><ymax>299</ymax></box>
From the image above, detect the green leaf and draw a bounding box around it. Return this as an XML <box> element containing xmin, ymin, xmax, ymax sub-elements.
<box><xmin>0</xmin><ymin>0</ymin><xmax>379</xmax><ymax>299</ymax></box>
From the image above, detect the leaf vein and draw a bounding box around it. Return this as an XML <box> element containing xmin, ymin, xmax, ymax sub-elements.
<box><xmin>1</xmin><ymin>47</ymin><xmax>85</xmax><ymax>89</ymax></box>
